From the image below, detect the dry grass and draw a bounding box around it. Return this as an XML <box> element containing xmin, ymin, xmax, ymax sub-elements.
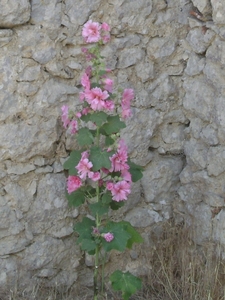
<box><xmin>2</xmin><ymin>222</ymin><xmax>225</xmax><ymax>300</ymax></box>
<box><xmin>136</xmin><ymin>222</ymin><xmax>225</xmax><ymax>300</ymax></box>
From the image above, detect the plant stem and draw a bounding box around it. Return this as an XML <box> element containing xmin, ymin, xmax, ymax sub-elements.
<box><xmin>94</xmin><ymin>244</ymin><xmax>100</xmax><ymax>300</ymax></box>
<box><xmin>94</xmin><ymin>179</ymin><xmax>100</xmax><ymax>299</ymax></box>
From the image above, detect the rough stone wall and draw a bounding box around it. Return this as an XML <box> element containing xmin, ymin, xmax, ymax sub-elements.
<box><xmin>1</xmin><ymin>0</ymin><xmax>225</xmax><ymax>290</ymax></box>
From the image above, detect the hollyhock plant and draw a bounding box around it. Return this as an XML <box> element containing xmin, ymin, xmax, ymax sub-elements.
<box><xmin>61</xmin><ymin>20</ymin><xmax>143</xmax><ymax>300</ymax></box>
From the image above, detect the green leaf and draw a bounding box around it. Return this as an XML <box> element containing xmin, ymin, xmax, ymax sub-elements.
<box><xmin>63</xmin><ymin>150</ymin><xmax>82</xmax><ymax>175</ymax></box>
<box><xmin>66</xmin><ymin>189</ymin><xmax>85</xmax><ymax>207</ymax></box>
<box><xmin>80</xmin><ymin>239</ymin><xmax>96</xmax><ymax>253</ymax></box>
<box><xmin>74</xmin><ymin>217</ymin><xmax>95</xmax><ymax>242</ymax></box>
<box><xmin>90</xmin><ymin>111</ymin><xmax>108</xmax><ymax>126</ymax></box>
<box><xmin>102</xmin><ymin>191</ymin><xmax>112</xmax><ymax>204</ymax></box>
<box><xmin>99</xmin><ymin>69</ymin><xmax>106</xmax><ymax>76</ymax></box>
<box><xmin>102</xmin><ymin>221</ymin><xmax>131</xmax><ymax>252</ymax></box>
<box><xmin>89</xmin><ymin>146</ymin><xmax>113</xmax><ymax>171</ymax></box>
<box><xmin>120</xmin><ymin>221</ymin><xmax>143</xmax><ymax>249</ymax></box>
<box><xmin>102</xmin><ymin>115</ymin><xmax>126</xmax><ymax>135</ymax></box>
<box><xmin>110</xmin><ymin>200</ymin><xmax>125</xmax><ymax>210</ymax></box>
<box><xmin>110</xmin><ymin>270</ymin><xmax>142</xmax><ymax>300</ymax></box>
<box><xmin>105</xmin><ymin>135</ymin><xmax>115</xmax><ymax>146</ymax></box>
<box><xmin>77</xmin><ymin>127</ymin><xmax>94</xmax><ymax>146</ymax></box>
<box><xmin>89</xmin><ymin>201</ymin><xmax>109</xmax><ymax>216</ymax></box>
<box><xmin>80</xmin><ymin>113</ymin><xmax>92</xmax><ymax>123</ymax></box>
<box><xmin>127</xmin><ymin>159</ymin><xmax>144</xmax><ymax>182</ymax></box>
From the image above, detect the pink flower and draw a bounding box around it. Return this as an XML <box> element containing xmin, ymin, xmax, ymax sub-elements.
<box><xmin>61</xmin><ymin>105</ymin><xmax>70</xmax><ymax>128</ymax></box>
<box><xmin>89</xmin><ymin>171</ymin><xmax>101</xmax><ymax>181</ymax></box>
<box><xmin>81</xmin><ymin>107</ymin><xmax>91</xmax><ymax>115</ymax></box>
<box><xmin>104</xmin><ymin>100</ymin><xmax>115</xmax><ymax>111</ymax></box>
<box><xmin>121</xmin><ymin>89</ymin><xmax>134</xmax><ymax>119</ymax></box>
<box><xmin>81</xmin><ymin>73</ymin><xmax>90</xmax><ymax>91</ymax></box>
<box><xmin>102</xmin><ymin>35</ymin><xmax>110</xmax><ymax>43</ymax></box>
<box><xmin>67</xmin><ymin>175</ymin><xmax>82</xmax><ymax>194</ymax></box>
<box><xmin>85</xmin><ymin>87</ymin><xmax>109</xmax><ymax>111</ymax></box>
<box><xmin>106</xmin><ymin>181</ymin><xmax>114</xmax><ymax>191</ymax></box>
<box><xmin>121</xmin><ymin>170</ymin><xmax>132</xmax><ymax>182</ymax></box>
<box><xmin>110</xmin><ymin>140</ymin><xmax>129</xmax><ymax>172</ymax></box>
<box><xmin>109</xmin><ymin>180</ymin><xmax>131</xmax><ymax>202</ymax></box>
<box><xmin>122</xmin><ymin>108</ymin><xmax>132</xmax><ymax>119</ymax></box>
<box><xmin>82</xmin><ymin>20</ymin><xmax>101</xmax><ymax>43</ymax></box>
<box><xmin>103</xmin><ymin>78</ymin><xmax>113</xmax><ymax>93</ymax></box>
<box><xmin>76</xmin><ymin>112</ymin><xmax>82</xmax><ymax>118</ymax></box>
<box><xmin>92</xmin><ymin>227</ymin><xmax>100</xmax><ymax>235</ymax></box>
<box><xmin>85</xmin><ymin>66</ymin><xmax>92</xmax><ymax>77</ymax></box>
<box><xmin>101</xmin><ymin>22</ymin><xmax>110</xmax><ymax>31</ymax></box>
<box><xmin>76</xmin><ymin>155</ymin><xmax>93</xmax><ymax>180</ymax></box>
<box><xmin>69</xmin><ymin>120</ymin><xmax>78</xmax><ymax>134</ymax></box>
<box><xmin>103</xmin><ymin>232</ymin><xmax>114</xmax><ymax>242</ymax></box>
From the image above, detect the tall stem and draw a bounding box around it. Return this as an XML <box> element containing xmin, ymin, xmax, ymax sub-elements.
<box><xmin>94</xmin><ymin>185</ymin><xmax>100</xmax><ymax>298</ymax></box>
<box><xmin>94</xmin><ymin>243</ymin><xmax>100</xmax><ymax>299</ymax></box>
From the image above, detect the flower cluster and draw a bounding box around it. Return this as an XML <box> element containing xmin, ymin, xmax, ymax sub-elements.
<box><xmin>62</xmin><ymin>20</ymin><xmax>137</xmax><ymax>246</ymax></box>
<box><xmin>66</xmin><ymin>138</ymin><xmax>131</xmax><ymax>202</ymax></box>
<box><xmin>82</xmin><ymin>20</ymin><xmax>110</xmax><ymax>44</ymax></box>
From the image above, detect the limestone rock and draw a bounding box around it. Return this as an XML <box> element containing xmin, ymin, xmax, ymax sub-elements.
<box><xmin>141</xmin><ymin>157</ymin><xmax>183</xmax><ymax>203</ymax></box>
<box><xmin>0</xmin><ymin>0</ymin><xmax>31</xmax><ymax>28</ymax></box>
<box><xmin>147</xmin><ymin>37</ymin><xmax>177</xmax><ymax>59</ymax></box>
<box><xmin>185</xmin><ymin>53</ymin><xmax>205</xmax><ymax>76</ymax></box>
<box><xmin>186</xmin><ymin>28</ymin><xmax>215</xmax><ymax>54</ymax></box>
<box><xmin>207</xmin><ymin>146</ymin><xmax>225</xmax><ymax>177</ymax></box>
<box><xmin>125</xmin><ymin>207</ymin><xmax>162</xmax><ymax>227</ymax></box>
<box><xmin>211</xmin><ymin>0</ymin><xmax>225</xmax><ymax>24</ymax></box>
<box><xmin>117</xmin><ymin>48</ymin><xmax>144</xmax><ymax>69</ymax></box>
<box><xmin>31</xmin><ymin>0</ymin><xmax>62</xmax><ymax>27</ymax></box>
<box><xmin>183</xmin><ymin>76</ymin><xmax>214</xmax><ymax>121</ymax></box>
<box><xmin>184</xmin><ymin>139</ymin><xmax>208</xmax><ymax>170</ymax></box>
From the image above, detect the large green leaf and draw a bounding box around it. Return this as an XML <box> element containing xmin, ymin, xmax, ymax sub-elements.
<box><xmin>63</xmin><ymin>150</ymin><xmax>83</xmax><ymax>175</ymax></box>
<box><xmin>66</xmin><ymin>189</ymin><xmax>85</xmax><ymax>207</ymax></box>
<box><xmin>102</xmin><ymin>221</ymin><xmax>131</xmax><ymax>252</ymax></box>
<box><xmin>110</xmin><ymin>200</ymin><xmax>125</xmax><ymax>210</ymax></box>
<box><xmin>74</xmin><ymin>217</ymin><xmax>95</xmax><ymax>241</ymax></box>
<box><xmin>120</xmin><ymin>221</ymin><xmax>143</xmax><ymax>249</ymax></box>
<box><xmin>89</xmin><ymin>146</ymin><xmax>113</xmax><ymax>171</ymax></box>
<box><xmin>77</xmin><ymin>127</ymin><xmax>94</xmax><ymax>146</ymax></box>
<box><xmin>89</xmin><ymin>201</ymin><xmax>109</xmax><ymax>216</ymax></box>
<box><xmin>102</xmin><ymin>191</ymin><xmax>112</xmax><ymax>204</ymax></box>
<box><xmin>127</xmin><ymin>159</ymin><xmax>143</xmax><ymax>182</ymax></box>
<box><xmin>81</xmin><ymin>111</ymin><xmax>108</xmax><ymax>126</ymax></box>
<box><xmin>110</xmin><ymin>270</ymin><xmax>142</xmax><ymax>300</ymax></box>
<box><xmin>90</xmin><ymin>111</ymin><xmax>108</xmax><ymax>126</ymax></box>
<box><xmin>80</xmin><ymin>239</ymin><xmax>96</xmax><ymax>253</ymax></box>
<box><xmin>102</xmin><ymin>115</ymin><xmax>126</xmax><ymax>134</ymax></box>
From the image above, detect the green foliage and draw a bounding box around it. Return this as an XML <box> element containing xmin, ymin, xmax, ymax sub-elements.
<box><xmin>110</xmin><ymin>200</ymin><xmax>125</xmax><ymax>210</ymax></box>
<box><xmin>89</xmin><ymin>146</ymin><xmax>113</xmax><ymax>171</ymax></box>
<box><xmin>102</xmin><ymin>221</ymin><xmax>131</xmax><ymax>252</ymax></box>
<box><xmin>66</xmin><ymin>189</ymin><xmax>85</xmax><ymax>207</ymax></box>
<box><xmin>120</xmin><ymin>221</ymin><xmax>144</xmax><ymax>249</ymax></box>
<box><xmin>81</xmin><ymin>111</ymin><xmax>108</xmax><ymax>126</ymax></box>
<box><xmin>110</xmin><ymin>270</ymin><xmax>142</xmax><ymax>300</ymax></box>
<box><xmin>102</xmin><ymin>115</ymin><xmax>126</xmax><ymax>134</ymax></box>
<box><xmin>74</xmin><ymin>217</ymin><xmax>96</xmax><ymax>254</ymax></box>
<box><xmin>77</xmin><ymin>127</ymin><xmax>94</xmax><ymax>146</ymax></box>
<box><xmin>101</xmin><ymin>191</ymin><xmax>112</xmax><ymax>204</ymax></box>
<box><xmin>63</xmin><ymin>150</ymin><xmax>82</xmax><ymax>175</ymax></box>
<box><xmin>128</xmin><ymin>159</ymin><xmax>144</xmax><ymax>182</ymax></box>
<box><xmin>89</xmin><ymin>201</ymin><xmax>109</xmax><ymax>216</ymax></box>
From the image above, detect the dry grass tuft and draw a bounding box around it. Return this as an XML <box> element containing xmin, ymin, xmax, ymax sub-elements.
<box><xmin>1</xmin><ymin>222</ymin><xmax>225</xmax><ymax>300</ymax></box>
<box><xmin>136</xmin><ymin>221</ymin><xmax>225</xmax><ymax>300</ymax></box>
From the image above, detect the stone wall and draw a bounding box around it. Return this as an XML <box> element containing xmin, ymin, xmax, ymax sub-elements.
<box><xmin>1</xmin><ymin>0</ymin><xmax>225</xmax><ymax>290</ymax></box>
